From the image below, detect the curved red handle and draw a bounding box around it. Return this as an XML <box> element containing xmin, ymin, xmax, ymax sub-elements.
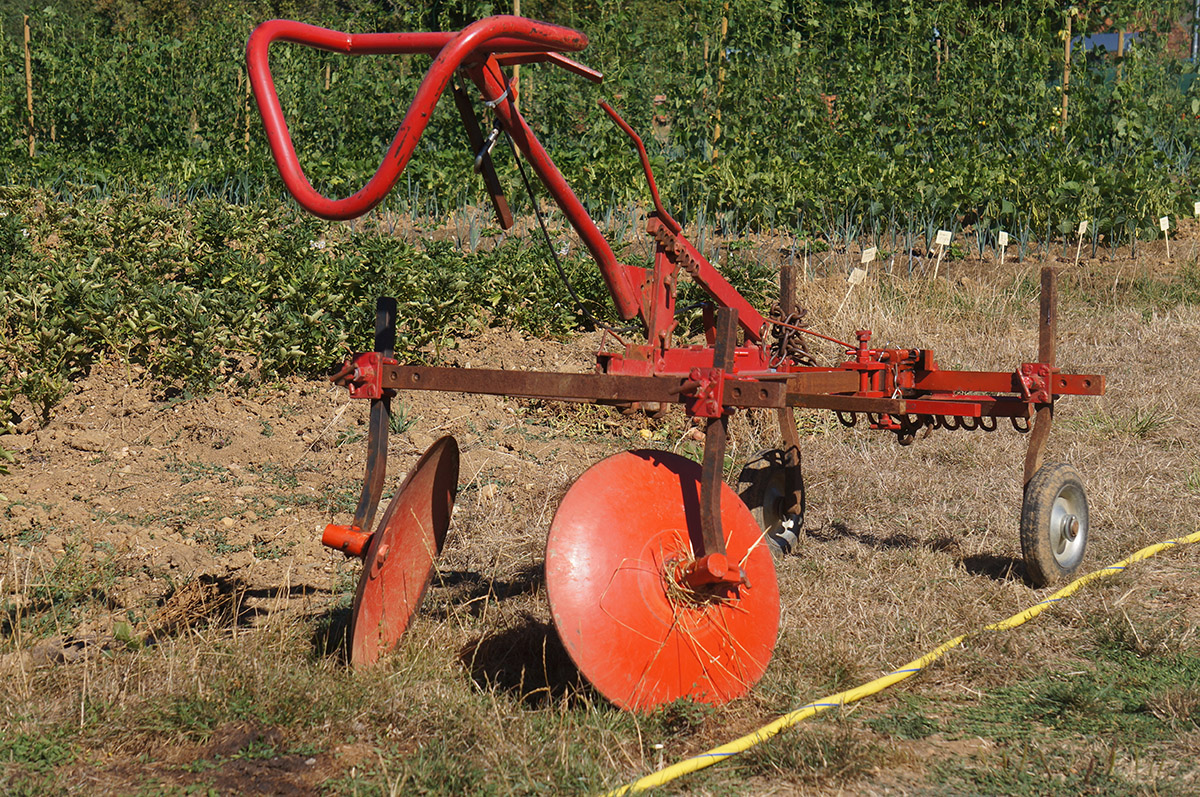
<box><xmin>246</xmin><ymin>16</ymin><xmax>587</xmax><ymax>221</ymax></box>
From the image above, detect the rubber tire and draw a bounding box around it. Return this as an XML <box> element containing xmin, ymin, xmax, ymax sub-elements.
<box><xmin>737</xmin><ymin>449</ymin><xmax>802</xmax><ymax>557</ymax></box>
<box><xmin>1020</xmin><ymin>462</ymin><xmax>1089</xmax><ymax>587</ymax></box>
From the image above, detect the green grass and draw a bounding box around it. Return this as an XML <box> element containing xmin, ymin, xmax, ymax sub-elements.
<box><xmin>1063</xmin><ymin>405</ymin><xmax>1173</xmax><ymax>440</ymax></box>
<box><xmin>1</xmin><ymin>546</ymin><xmax>121</xmax><ymax>645</ymax></box>
<box><xmin>866</xmin><ymin>696</ymin><xmax>940</xmax><ymax>739</ymax></box>
<box><xmin>733</xmin><ymin>718</ymin><xmax>885</xmax><ymax>785</ymax></box>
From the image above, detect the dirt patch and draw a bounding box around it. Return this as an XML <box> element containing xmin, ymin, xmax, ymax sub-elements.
<box><xmin>79</xmin><ymin>722</ymin><xmax>360</xmax><ymax>796</ymax></box>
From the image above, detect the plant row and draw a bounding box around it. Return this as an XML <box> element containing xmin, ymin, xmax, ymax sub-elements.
<box><xmin>0</xmin><ymin>186</ymin><xmax>775</xmax><ymax>429</ymax></box>
<box><xmin>0</xmin><ymin>1</ymin><xmax>1197</xmax><ymax>238</ymax></box>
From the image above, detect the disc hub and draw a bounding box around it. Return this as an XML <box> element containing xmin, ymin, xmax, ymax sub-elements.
<box><xmin>674</xmin><ymin>552</ymin><xmax>749</xmax><ymax>590</ymax></box>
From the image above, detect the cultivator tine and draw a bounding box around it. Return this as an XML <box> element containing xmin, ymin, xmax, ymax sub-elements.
<box><xmin>699</xmin><ymin>307</ymin><xmax>738</xmax><ymax>560</ymax></box>
<box><xmin>776</xmin><ymin>258</ymin><xmax>805</xmax><ymax>520</ymax></box>
<box><xmin>350</xmin><ymin>298</ymin><xmax>398</xmax><ymax>536</ymax></box>
<box><xmin>1023</xmin><ymin>268</ymin><xmax>1057</xmax><ymax>485</ymax></box>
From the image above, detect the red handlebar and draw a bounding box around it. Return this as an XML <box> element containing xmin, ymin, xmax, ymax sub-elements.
<box><xmin>246</xmin><ymin>16</ymin><xmax>588</xmax><ymax>220</ymax></box>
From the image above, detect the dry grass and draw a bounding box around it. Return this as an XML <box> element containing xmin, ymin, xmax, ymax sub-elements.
<box><xmin>3</xmin><ymin>236</ymin><xmax>1200</xmax><ymax>794</ymax></box>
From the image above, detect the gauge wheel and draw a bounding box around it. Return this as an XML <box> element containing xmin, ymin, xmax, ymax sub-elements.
<box><xmin>737</xmin><ymin>449</ymin><xmax>803</xmax><ymax>556</ymax></box>
<box><xmin>1020</xmin><ymin>462</ymin><xmax>1089</xmax><ymax>587</ymax></box>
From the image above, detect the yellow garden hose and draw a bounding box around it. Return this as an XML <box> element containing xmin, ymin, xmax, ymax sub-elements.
<box><xmin>604</xmin><ymin>529</ymin><xmax>1200</xmax><ymax>796</ymax></box>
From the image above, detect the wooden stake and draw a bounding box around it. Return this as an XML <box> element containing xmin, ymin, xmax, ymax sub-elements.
<box><xmin>1061</xmin><ymin>11</ymin><xmax>1072</xmax><ymax>140</ymax></box>
<box><xmin>513</xmin><ymin>0</ymin><xmax>521</xmax><ymax>113</ymax></box>
<box><xmin>932</xmin><ymin>230</ymin><xmax>951</xmax><ymax>280</ymax></box>
<box><xmin>243</xmin><ymin>68</ymin><xmax>251</xmax><ymax>153</ymax></box>
<box><xmin>935</xmin><ymin>33</ymin><xmax>941</xmax><ymax>83</ymax></box>
<box><xmin>1116</xmin><ymin>27</ymin><xmax>1125</xmax><ymax>81</ymax></box>
<box><xmin>711</xmin><ymin>2</ymin><xmax>729</xmax><ymax>160</ymax></box>
<box><xmin>24</xmin><ymin>15</ymin><xmax>34</xmax><ymax>158</ymax></box>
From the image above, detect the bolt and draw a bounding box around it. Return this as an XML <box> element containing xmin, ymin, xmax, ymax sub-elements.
<box><xmin>1060</xmin><ymin>515</ymin><xmax>1079</xmax><ymax>540</ymax></box>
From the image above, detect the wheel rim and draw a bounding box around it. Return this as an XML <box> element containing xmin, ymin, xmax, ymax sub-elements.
<box><xmin>738</xmin><ymin>453</ymin><xmax>802</xmax><ymax>554</ymax></box>
<box><xmin>546</xmin><ymin>450</ymin><xmax>780</xmax><ymax>712</ymax></box>
<box><xmin>1048</xmin><ymin>481</ymin><xmax>1088</xmax><ymax>568</ymax></box>
<box><xmin>760</xmin><ymin>471</ymin><xmax>801</xmax><ymax>550</ymax></box>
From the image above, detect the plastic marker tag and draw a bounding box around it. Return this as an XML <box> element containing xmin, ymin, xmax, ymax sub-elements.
<box><xmin>1194</xmin><ymin>201</ymin><xmax>1199</xmax><ymax>217</ymax></box>
<box><xmin>998</xmin><ymin>231</ymin><xmax>1009</xmax><ymax>247</ymax></box>
<box><xmin>1159</xmin><ymin>216</ymin><xmax>1170</xmax><ymax>232</ymax></box>
<box><xmin>1077</xmin><ymin>220</ymin><xmax>1088</xmax><ymax>236</ymax></box>
<box><xmin>935</xmin><ymin>230</ymin><xmax>952</xmax><ymax>246</ymax></box>
<box><xmin>848</xmin><ymin>267</ymin><xmax>867</xmax><ymax>285</ymax></box>
<box><xmin>861</xmin><ymin>246</ymin><xmax>877</xmax><ymax>264</ymax></box>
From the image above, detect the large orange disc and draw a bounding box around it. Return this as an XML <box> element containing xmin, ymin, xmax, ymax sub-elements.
<box><xmin>546</xmin><ymin>449</ymin><xmax>779</xmax><ymax>712</ymax></box>
<box><xmin>350</xmin><ymin>435</ymin><xmax>458</xmax><ymax>666</ymax></box>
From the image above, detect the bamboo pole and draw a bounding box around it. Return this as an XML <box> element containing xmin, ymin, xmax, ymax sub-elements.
<box><xmin>24</xmin><ymin>15</ymin><xmax>34</xmax><ymax>158</ymax></box>
<box><xmin>1061</xmin><ymin>10</ymin><xmax>1072</xmax><ymax>140</ymax></box>
<box><xmin>243</xmin><ymin>68</ymin><xmax>251</xmax><ymax>153</ymax></box>
<box><xmin>1116</xmin><ymin>27</ymin><xmax>1125</xmax><ymax>81</ymax></box>
<box><xmin>513</xmin><ymin>0</ymin><xmax>520</xmax><ymax>113</ymax></box>
<box><xmin>711</xmin><ymin>2</ymin><xmax>729</xmax><ymax>160</ymax></box>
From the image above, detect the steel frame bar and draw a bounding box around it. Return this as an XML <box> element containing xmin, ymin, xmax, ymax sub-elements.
<box><xmin>698</xmin><ymin>308</ymin><xmax>738</xmax><ymax>559</ymax></box>
<box><xmin>450</xmin><ymin>80</ymin><xmax>513</xmax><ymax>230</ymax></box>
<box><xmin>350</xmin><ymin>298</ymin><xmax>397</xmax><ymax>537</ymax></box>
<box><xmin>379</xmin><ymin>364</ymin><xmax>785</xmax><ymax>409</ymax></box>
<box><xmin>1024</xmin><ymin>268</ymin><xmax>1058</xmax><ymax>484</ymax></box>
<box><xmin>776</xmin><ymin>259</ymin><xmax>804</xmax><ymax>519</ymax></box>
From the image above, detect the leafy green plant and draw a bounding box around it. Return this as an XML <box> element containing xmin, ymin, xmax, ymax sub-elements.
<box><xmin>2</xmin><ymin>1</ymin><xmax>1197</xmax><ymax>242</ymax></box>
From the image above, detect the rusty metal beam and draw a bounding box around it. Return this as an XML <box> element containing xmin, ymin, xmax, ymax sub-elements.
<box><xmin>699</xmin><ymin>308</ymin><xmax>738</xmax><ymax>559</ymax></box>
<box><xmin>382</xmin><ymin>364</ymin><xmax>786</xmax><ymax>408</ymax></box>
<box><xmin>1024</xmin><ymin>268</ymin><xmax>1058</xmax><ymax>485</ymax></box>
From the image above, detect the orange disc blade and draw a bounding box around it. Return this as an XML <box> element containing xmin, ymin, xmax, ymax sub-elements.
<box><xmin>546</xmin><ymin>449</ymin><xmax>779</xmax><ymax>712</ymax></box>
<box><xmin>350</xmin><ymin>435</ymin><xmax>458</xmax><ymax>667</ymax></box>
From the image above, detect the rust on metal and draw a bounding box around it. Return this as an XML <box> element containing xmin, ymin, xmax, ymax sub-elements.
<box><xmin>381</xmin><ymin>364</ymin><xmax>785</xmax><ymax>408</ymax></box>
<box><xmin>1024</xmin><ymin>267</ymin><xmax>1059</xmax><ymax>485</ymax></box>
<box><xmin>698</xmin><ymin>307</ymin><xmax>738</xmax><ymax>559</ymax></box>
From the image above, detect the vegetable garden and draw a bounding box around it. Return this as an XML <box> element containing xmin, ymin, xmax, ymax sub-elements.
<box><xmin>2</xmin><ymin>1</ymin><xmax>1200</xmax><ymax>794</ymax></box>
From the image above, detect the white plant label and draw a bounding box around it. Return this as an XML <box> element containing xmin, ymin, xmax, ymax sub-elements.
<box><xmin>861</xmin><ymin>246</ymin><xmax>877</xmax><ymax>264</ymax></box>
<box><xmin>1193</xmin><ymin>201</ymin><xmax>1199</xmax><ymax>216</ymax></box>
<box><xmin>997</xmin><ymin>231</ymin><xmax>1009</xmax><ymax>247</ymax></box>
<box><xmin>935</xmin><ymin>229</ymin><xmax>952</xmax><ymax>246</ymax></box>
<box><xmin>1159</xmin><ymin>216</ymin><xmax>1170</xmax><ymax>232</ymax></box>
<box><xmin>848</xmin><ymin>267</ymin><xmax>868</xmax><ymax>285</ymax></box>
<box><xmin>1077</xmin><ymin>220</ymin><xmax>1087</xmax><ymax>236</ymax></box>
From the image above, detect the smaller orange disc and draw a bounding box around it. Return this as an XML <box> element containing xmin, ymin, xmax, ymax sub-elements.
<box><xmin>546</xmin><ymin>449</ymin><xmax>779</xmax><ymax>711</ymax></box>
<box><xmin>350</xmin><ymin>436</ymin><xmax>458</xmax><ymax>666</ymax></box>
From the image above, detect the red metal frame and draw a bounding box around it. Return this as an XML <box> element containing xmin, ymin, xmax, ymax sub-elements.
<box><xmin>247</xmin><ymin>14</ymin><xmax>1105</xmax><ymax>582</ymax></box>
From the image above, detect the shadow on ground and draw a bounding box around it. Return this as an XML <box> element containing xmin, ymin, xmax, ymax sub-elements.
<box><xmin>805</xmin><ymin>522</ymin><xmax>1029</xmax><ymax>583</ymax></box>
<box><xmin>459</xmin><ymin>613</ymin><xmax>586</xmax><ymax>706</ymax></box>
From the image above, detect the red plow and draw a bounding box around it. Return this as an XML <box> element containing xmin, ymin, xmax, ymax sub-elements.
<box><xmin>247</xmin><ymin>15</ymin><xmax>1105</xmax><ymax>712</ymax></box>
